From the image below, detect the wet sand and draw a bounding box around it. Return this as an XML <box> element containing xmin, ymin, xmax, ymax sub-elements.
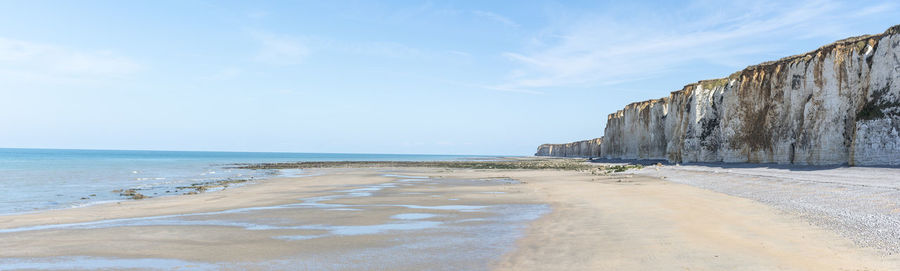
<box><xmin>2</xmin><ymin>165</ymin><xmax>899</xmax><ymax>270</ymax></box>
<box><xmin>0</xmin><ymin>168</ymin><xmax>545</xmax><ymax>270</ymax></box>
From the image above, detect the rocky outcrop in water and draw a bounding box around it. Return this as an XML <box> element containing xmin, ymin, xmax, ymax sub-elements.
<box><xmin>536</xmin><ymin>25</ymin><xmax>900</xmax><ymax>166</ymax></box>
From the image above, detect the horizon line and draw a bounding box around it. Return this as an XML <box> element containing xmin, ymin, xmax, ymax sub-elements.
<box><xmin>0</xmin><ymin>146</ymin><xmax>514</xmax><ymax>157</ymax></box>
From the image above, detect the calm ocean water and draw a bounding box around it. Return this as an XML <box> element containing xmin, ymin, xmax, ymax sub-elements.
<box><xmin>0</xmin><ymin>148</ymin><xmax>486</xmax><ymax>215</ymax></box>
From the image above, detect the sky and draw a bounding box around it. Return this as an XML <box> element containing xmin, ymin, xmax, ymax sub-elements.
<box><xmin>0</xmin><ymin>0</ymin><xmax>898</xmax><ymax>155</ymax></box>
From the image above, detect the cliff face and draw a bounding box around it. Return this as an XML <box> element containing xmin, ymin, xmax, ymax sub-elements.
<box><xmin>536</xmin><ymin>25</ymin><xmax>900</xmax><ymax>166</ymax></box>
<box><xmin>601</xmin><ymin>99</ymin><xmax>668</xmax><ymax>159</ymax></box>
<box><xmin>535</xmin><ymin>138</ymin><xmax>603</xmax><ymax>158</ymax></box>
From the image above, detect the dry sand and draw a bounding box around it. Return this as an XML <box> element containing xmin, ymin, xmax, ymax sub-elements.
<box><xmin>1</xmin><ymin>166</ymin><xmax>898</xmax><ymax>270</ymax></box>
<box><xmin>487</xmin><ymin>169</ymin><xmax>900</xmax><ymax>270</ymax></box>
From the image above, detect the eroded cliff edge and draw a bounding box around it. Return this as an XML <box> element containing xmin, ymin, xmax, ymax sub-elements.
<box><xmin>536</xmin><ymin>24</ymin><xmax>900</xmax><ymax>166</ymax></box>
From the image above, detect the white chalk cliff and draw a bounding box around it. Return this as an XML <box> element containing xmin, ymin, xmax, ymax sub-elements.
<box><xmin>536</xmin><ymin>138</ymin><xmax>603</xmax><ymax>158</ymax></box>
<box><xmin>537</xmin><ymin>25</ymin><xmax>900</xmax><ymax>166</ymax></box>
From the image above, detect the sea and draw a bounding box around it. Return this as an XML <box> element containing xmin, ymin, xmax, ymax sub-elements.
<box><xmin>0</xmin><ymin>148</ymin><xmax>487</xmax><ymax>215</ymax></box>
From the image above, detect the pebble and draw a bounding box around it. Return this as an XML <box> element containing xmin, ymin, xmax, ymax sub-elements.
<box><xmin>640</xmin><ymin>165</ymin><xmax>900</xmax><ymax>254</ymax></box>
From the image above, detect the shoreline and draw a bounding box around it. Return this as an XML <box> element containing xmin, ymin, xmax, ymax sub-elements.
<box><xmin>2</xmin><ymin>161</ymin><xmax>899</xmax><ymax>269</ymax></box>
<box><xmin>0</xmin><ymin>176</ymin><xmax>266</xmax><ymax>218</ymax></box>
<box><xmin>0</xmin><ymin>157</ymin><xmax>613</xmax><ymax>218</ymax></box>
<box><xmin>0</xmin><ymin>148</ymin><xmax>488</xmax><ymax>216</ymax></box>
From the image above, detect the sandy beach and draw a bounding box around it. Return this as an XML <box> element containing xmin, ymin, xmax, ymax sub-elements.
<box><xmin>2</xmin><ymin>162</ymin><xmax>899</xmax><ymax>270</ymax></box>
<box><xmin>5</xmin><ymin>2</ymin><xmax>898</xmax><ymax>270</ymax></box>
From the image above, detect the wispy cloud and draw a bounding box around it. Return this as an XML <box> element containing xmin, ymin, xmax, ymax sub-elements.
<box><xmin>252</xmin><ymin>32</ymin><xmax>309</xmax><ymax>65</ymax></box>
<box><xmin>852</xmin><ymin>2</ymin><xmax>896</xmax><ymax>17</ymax></box>
<box><xmin>495</xmin><ymin>0</ymin><xmax>898</xmax><ymax>91</ymax></box>
<box><xmin>447</xmin><ymin>50</ymin><xmax>470</xmax><ymax>58</ymax></box>
<box><xmin>473</xmin><ymin>10</ymin><xmax>519</xmax><ymax>27</ymax></box>
<box><xmin>250</xmin><ymin>29</ymin><xmax>447</xmax><ymax>65</ymax></box>
<box><xmin>0</xmin><ymin>37</ymin><xmax>141</xmax><ymax>83</ymax></box>
<box><xmin>340</xmin><ymin>40</ymin><xmax>425</xmax><ymax>58</ymax></box>
<box><xmin>481</xmin><ymin>84</ymin><xmax>544</xmax><ymax>95</ymax></box>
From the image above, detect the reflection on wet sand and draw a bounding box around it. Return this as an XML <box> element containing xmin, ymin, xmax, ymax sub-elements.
<box><xmin>0</xmin><ymin>170</ymin><xmax>548</xmax><ymax>270</ymax></box>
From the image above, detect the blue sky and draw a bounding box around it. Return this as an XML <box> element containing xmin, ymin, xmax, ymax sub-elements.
<box><xmin>0</xmin><ymin>0</ymin><xmax>897</xmax><ymax>155</ymax></box>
